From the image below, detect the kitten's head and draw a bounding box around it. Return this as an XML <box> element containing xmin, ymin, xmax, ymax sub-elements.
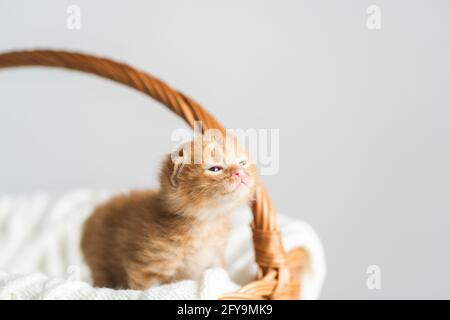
<box><xmin>159</xmin><ymin>134</ymin><xmax>257</xmax><ymax>216</ymax></box>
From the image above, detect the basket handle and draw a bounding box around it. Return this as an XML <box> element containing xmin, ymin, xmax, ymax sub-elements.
<box><xmin>0</xmin><ymin>49</ymin><xmax>300</xmax><ymax>298</ymax></box>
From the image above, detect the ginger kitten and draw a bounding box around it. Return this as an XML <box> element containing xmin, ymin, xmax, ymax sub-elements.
<box><xmin>81</xmin><ymin>135</ymin><xmax>256</xmax><ymax>289</ymax></box>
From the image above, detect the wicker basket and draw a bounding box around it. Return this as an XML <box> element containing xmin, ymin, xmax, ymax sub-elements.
<box><xmin>0</xmin><ymin>49</ymin><xmax>308</xmax><ymax>300</ymax></box>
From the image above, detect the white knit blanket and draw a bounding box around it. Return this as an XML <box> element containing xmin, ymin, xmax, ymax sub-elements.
<box><xmin>0</xmin><ymin>190</ymin><xmax>326</xmax><ymax>300</ymax></box>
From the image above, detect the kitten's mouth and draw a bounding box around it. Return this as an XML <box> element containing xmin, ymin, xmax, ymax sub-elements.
<box><xmin>235</xmin><ymin>181</ymin><xmax>246</xmax><ymax>189</ymax></box>
<box><xmin>229</xmin><ymin>177</ymin><xmax>248</xmax><ymax>193</ymax></box>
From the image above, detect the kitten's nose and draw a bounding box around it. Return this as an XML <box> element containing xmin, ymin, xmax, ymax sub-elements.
<box><xmin>233</xmin><ymin>171</ymin><xmax>242</xmax><ymax>177</ymax></box>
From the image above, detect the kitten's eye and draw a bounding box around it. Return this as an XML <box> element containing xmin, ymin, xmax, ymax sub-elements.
<box><xmin>208</xmin><ymin>166</ymin><xmax>223</xmax><ymax>172</ymax></box>
<box><xmin>239</xmin><ymin>160</ymin><xmax>247</xmax><ymax>167</ymax></box>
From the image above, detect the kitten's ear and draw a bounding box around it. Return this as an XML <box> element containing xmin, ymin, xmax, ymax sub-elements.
<box><xmin>170</xmin><ymin>148</ymin><xmax>185</xmax><ymax>187</ymax></box>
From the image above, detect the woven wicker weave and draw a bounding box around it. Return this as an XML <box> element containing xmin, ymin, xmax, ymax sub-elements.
<box><xmin>0</xmin><ymin>49</ymin><xmax>308</xmax><ymax>299</ymax></box>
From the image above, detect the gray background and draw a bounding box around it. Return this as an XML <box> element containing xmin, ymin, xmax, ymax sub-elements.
<box><xmin>1</xmin><ymin>0</ymin><xmax>449</xmax><ymax>299</ymax></box>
